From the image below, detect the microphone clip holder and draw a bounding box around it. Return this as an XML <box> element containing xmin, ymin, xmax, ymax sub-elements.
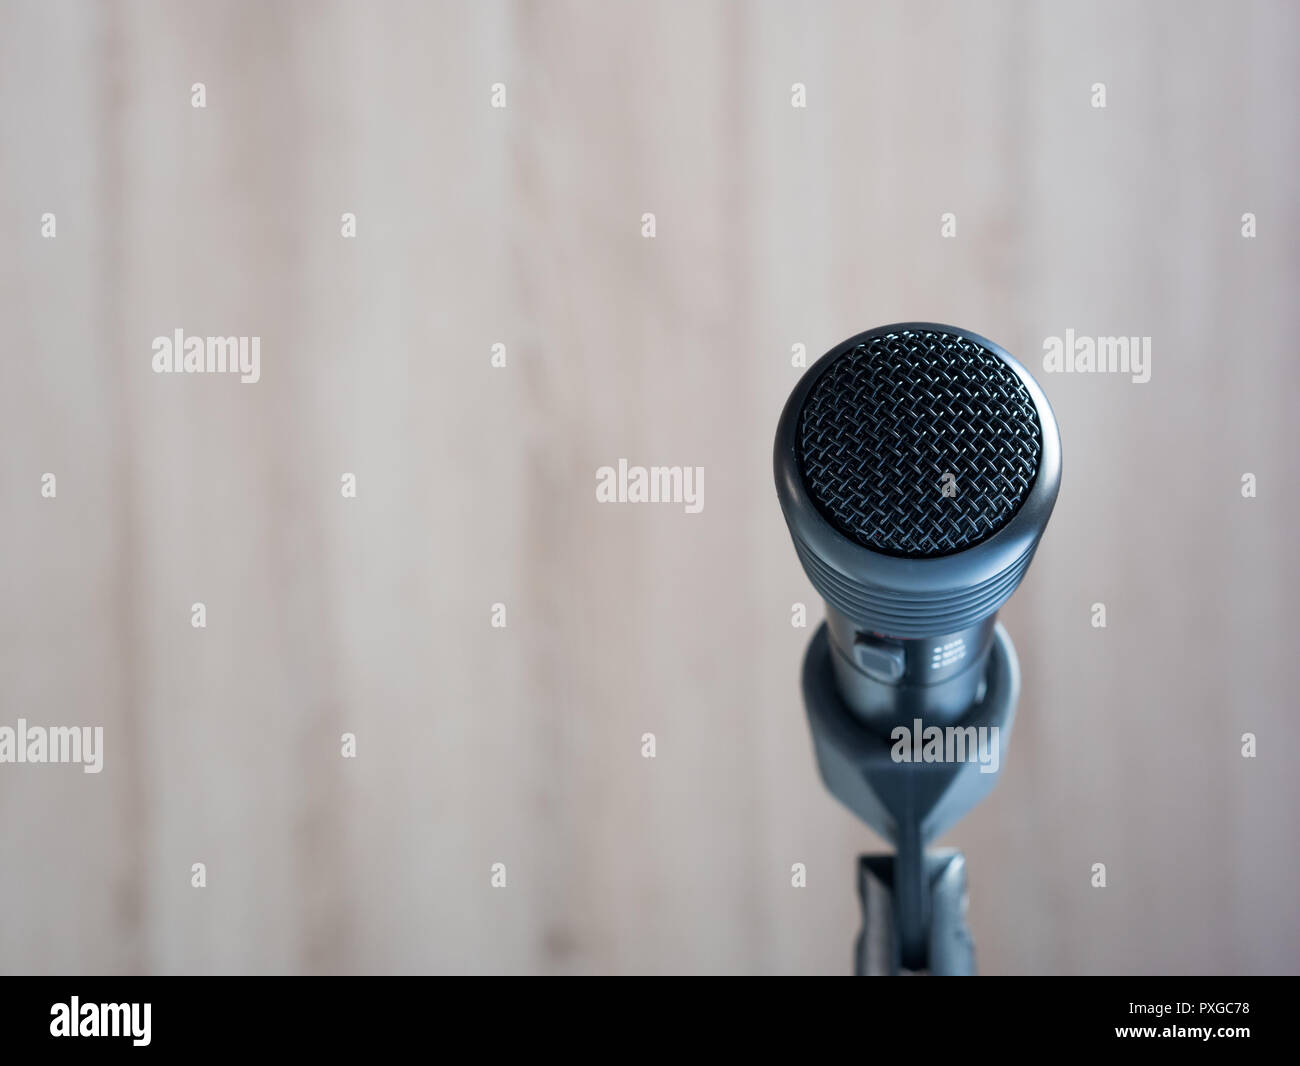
<box><xmin>800</xmin><ymin>620</ymin><xmax>1021</xmax><ymax>975</ymax></box>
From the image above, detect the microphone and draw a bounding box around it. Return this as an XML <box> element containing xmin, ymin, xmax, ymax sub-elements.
<box><xmin>775</xmin><ymin>324</ymin><xmax>1061</xmax><ymax>732</ymax></box>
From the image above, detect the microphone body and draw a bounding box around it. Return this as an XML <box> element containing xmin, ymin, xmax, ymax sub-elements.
<box><xmin>775</xmin><ymin>324</ymin><xmax>1061</xmax><ymax>733</ymax></box>
<box><xmin>822</xmin><ymin>609</ymin><xmax>996</xmax><ymax>727</ymax></box>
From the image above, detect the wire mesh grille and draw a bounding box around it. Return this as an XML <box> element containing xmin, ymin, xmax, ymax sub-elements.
<box><xmin>797</xmin><ymin>329</ymin><xmax>1042</xmax><ymax>557</ymax></box>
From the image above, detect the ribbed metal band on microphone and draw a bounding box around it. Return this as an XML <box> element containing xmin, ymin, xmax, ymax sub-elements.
<box><xmin>786</xmin><ymin>530</ymin><xmax>1039</xmax><ymax>638</ymax></box>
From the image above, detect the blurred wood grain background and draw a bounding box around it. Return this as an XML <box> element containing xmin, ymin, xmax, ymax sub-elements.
<box><xmin>1</xmin><ymin>0</ymin><xmax>1297</xmax><ymax>974</ymax></box>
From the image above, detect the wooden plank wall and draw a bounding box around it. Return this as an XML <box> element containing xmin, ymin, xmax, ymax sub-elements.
<box><xmin>1</xmin><ymin>0</ymin><xmax>1296</xmax><ymax>974</ymax></box>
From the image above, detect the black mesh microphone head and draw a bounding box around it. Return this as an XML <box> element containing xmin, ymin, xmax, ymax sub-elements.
<box><xmin>775</xmin><ymin>324</ymin><xmax>1061</xmax><ymax>640</ymax></box>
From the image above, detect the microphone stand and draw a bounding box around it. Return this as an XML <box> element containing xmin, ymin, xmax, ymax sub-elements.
<box><xmin>800</xmin><ymin>621</ymin><xmax>1020</xmax><ymax>975</ymax></box>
